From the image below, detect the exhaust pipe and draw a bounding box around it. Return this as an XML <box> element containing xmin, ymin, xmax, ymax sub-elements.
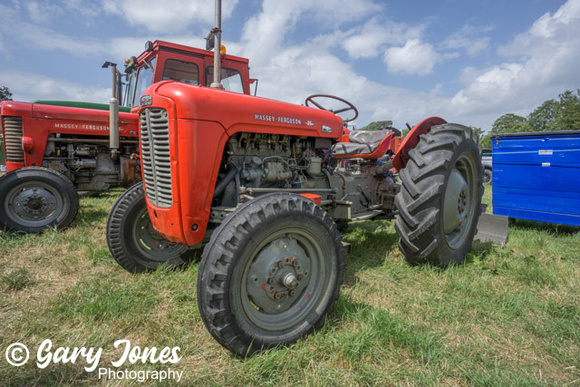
<box><xmin>209</xmin><ymin>0</ymin><xmax>223</xmax><ymax>89</ymax></box>
<box><xmin>102</xmin><ymin>61</ymin><xmax>120</xmax><ymax>161</ymax></box>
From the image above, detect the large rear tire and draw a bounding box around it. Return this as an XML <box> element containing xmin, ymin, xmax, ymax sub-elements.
<box><xmin>395</xmin><ymin>124</ymin><xmax>483</xmax><ymax>267</ymax></box>
<box><xmin>197</xmin><ymin>193</ymin><xmax>345</xmax><ymax>356</ymax></box>
<box><xmin>106</xmin><ymin>183</ymin><xmax>191</xmax><ymax>273</ymax></box>
<box><xmin>0</xmin><ymin>167</ymin><xmax>78</xmax><ymax>233</ymax></box>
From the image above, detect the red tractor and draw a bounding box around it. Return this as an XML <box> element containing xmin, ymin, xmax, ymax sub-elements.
<box><xmin>0</xmin><ymin>40</ymin><xmax>253</xmax><ymax>232</ymax></box>
<box><xmin>106</xmin><ymin>78</ymin><xmax>483</xmax><ymax>356</ymax></box>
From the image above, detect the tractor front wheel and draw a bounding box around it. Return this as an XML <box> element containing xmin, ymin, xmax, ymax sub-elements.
<box><xmin>197</xmin><ymin>193</ymin><xmax>345</xmax><ymax>356</ymax></box>
<box><xmin>395</xmin><ymin>124</ymin><xmax>483</xmax><ymax>267</ymax></box>
<box><xmin>106</xmin><ymin>183</ymin><xmax>192</xmax><ymax>273</ymax></box>
<box><xmin>0</xmin><ymin>167</ymin><xmax>78</xmax><ymax>233</ymax></box>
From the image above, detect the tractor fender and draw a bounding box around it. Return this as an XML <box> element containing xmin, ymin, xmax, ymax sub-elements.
<box><xmin>392</xmin><ymin>116</ymin><xmax>447</xmax><ymax>171</ymax></box>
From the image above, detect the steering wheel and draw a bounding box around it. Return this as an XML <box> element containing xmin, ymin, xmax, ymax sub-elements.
<box><xmin>305</xmin><ymin>94</ymin><xmax>359</xmax><ymax>122</ymax></box>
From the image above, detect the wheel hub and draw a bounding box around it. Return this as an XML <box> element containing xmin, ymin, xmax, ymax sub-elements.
<box><xmin>246</xmin><ymin>237</ymin><xmax>310</xmax><ymax>313</ymax></box>
<box><xmin>13</xmin><ymin>187</ymin><xmax>57</xmax><ymax>220</ymax></box>
<box><xmin>443</xmin><ymin>169</ymin><xmax>469</xmax><ymax>234</ymax></box>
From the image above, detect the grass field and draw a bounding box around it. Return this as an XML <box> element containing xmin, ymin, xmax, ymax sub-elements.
<box><xmin>0</xmin><ymin>187</ymin><xmax>579</xmax><ymax>385</ymax></box>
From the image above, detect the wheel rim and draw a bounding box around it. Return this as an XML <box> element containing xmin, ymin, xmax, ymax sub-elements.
<box><xmin>131</xmin><ymin>207</ymin><xmax>188</xmax><ymax>262</ymax></box>
<box><xmin>5</xmin><ymin>181</ymin><xmax>66</xmax><ymax>228</ymax></box>
<box><xmin>240</xmin><ymin>227</ymin><xmax>328</xmax><ymax>332</ymax></box>
<box><xmin>483</xmin><ymin>170</ymin><xmax>492</xmax><ymax>184</ymax></box>
<box><xmin>443</xmin><ymin>154</ymin><xmax>477</xmax><ymax>249</ymax></box>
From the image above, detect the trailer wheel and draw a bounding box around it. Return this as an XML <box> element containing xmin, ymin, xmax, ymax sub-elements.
<box><xmin>395</xmin><ymin>124</ymin><xmax>483</xmax><ymax>267</ymax></box>
<box><xmin>0</xmin><ymin>167</ymin><xmax>78</xmax><ymax>233</ymax></box>
<box><xmin>106</xmin><ymin>183</ymin><xmax>191</xmax><ymax>273</ymax></box>
<box><xmin>197</xmin><ymin>193</ymin><xmax>345</xmax><ymax>356</ymax></box>
<box><xmin>482</xmin><ymin>168</ymin><xmax>492</xmax><ymax>185</ymax></box>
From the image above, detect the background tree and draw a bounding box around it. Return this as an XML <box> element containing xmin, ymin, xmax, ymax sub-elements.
<box><xmin>550</xmin><ymin>90</ymin><xmax>580</xmax><ymax>131</ymax></box>
<box><xmin>0</xmin><ymin>86</ymin><xmax>13</xmax><ymax>101</ymax></box>
<box><xmin>491</xmin><ymin>113</ymin><xmax>531</xmax><ymax>133</ymax></box>
<box><xmin>528</xmin><ymin>99</ymin><xmax>557</xmax><ymax>131</ymax></box>
<box><xmin>479</xmin><ymin>133</ymin><xmax>493</xmax><ymax>148</ymax></box>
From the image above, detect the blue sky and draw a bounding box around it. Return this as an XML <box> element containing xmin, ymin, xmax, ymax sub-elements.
<box><xmin>1</xmin><ymin>0</ymin><xmax>579</xmax><ymax>132</ymax></box>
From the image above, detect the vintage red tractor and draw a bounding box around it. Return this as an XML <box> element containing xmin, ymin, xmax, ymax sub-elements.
<box><xmin>106</xmin><ymin>80</ymin><xmax>483</xmax><ymax>355</ymax></box>
<box><xmin>0</xmin><ymin>40</ymin><xmax>253</xmax><ymax>232</ymax></box>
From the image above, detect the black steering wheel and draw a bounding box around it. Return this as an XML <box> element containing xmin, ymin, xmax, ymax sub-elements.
<box><xmin>305</xmin><ymin>94</ymin><xmax>359</xmax><ymax>122</ymax></box>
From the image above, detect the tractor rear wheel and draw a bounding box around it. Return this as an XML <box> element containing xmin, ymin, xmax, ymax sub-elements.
<box><xmin>197</xmin><ymin>193</ymin><xmax>345</xmax><ymax>356</ymax></box>
<box><xmin>395</xmin><ymin>124</ymin><xmax>483</xmax><ymax>267</ymax></box>
<box><xmin>0</xmin><ymin>167</ymin><xmax>78</xmax><ymax>233</ymax></box>
<box><xmin>106</xmin><ymin>183</ymin><xmax>191</xmax><ymax>273</ymax></box>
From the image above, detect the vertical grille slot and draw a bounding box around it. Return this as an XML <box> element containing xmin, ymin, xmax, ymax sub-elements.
<box><xmin>3</xmin><ymin>116</ymin><xmax>24</xmax><ymax>163</ymax></box>
<box><xmin>140</xmin><ymin>108</ymin><xmax>173</xmax><ymax>208</ymax></box>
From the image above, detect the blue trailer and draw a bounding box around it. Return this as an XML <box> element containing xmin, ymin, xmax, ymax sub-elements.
<box><xmin>492</xmin><ymin>130</ymin><xmax>580</xmax><ymax>226</ymax></box>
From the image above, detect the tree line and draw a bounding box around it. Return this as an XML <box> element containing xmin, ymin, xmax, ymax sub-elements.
<box><xmin>360</xmin><ymin>89</ymin><xmax>580</xmax><ymax>148</ymax></box>
<box><xmin>479</xmin><ymin>89</ymin><xmax>580</xmax><ymax>147</ymax></box>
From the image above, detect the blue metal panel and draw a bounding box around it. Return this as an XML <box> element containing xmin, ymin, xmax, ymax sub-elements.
<box><xmin>492</xmin><ymin>131</ymin><xmax>580</xmax><ymax>226</ymax></box>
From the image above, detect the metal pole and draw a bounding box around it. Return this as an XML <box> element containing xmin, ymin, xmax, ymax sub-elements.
<box><xmin>210</xmin><ymin>0</ymin><xmax>223</xmax><ymax>89</ymax></box>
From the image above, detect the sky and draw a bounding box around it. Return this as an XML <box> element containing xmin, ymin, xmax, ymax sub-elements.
<box><xmin>0</xmin><ymin>0</ymin><xmax>579</xmax><ymax>132</ymax></box>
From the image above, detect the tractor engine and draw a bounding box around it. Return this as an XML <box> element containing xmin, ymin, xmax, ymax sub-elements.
<box><xmin>210</xmin><ymin>132</ymin><xmax>399</xmax><ymax>225</ymax></box>
<box><xmin>42</xmin><ymin>134</ymin><xmax>140</xmax><ymax>193</ymax></box>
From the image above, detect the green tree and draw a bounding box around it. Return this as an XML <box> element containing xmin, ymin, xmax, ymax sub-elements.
<box><xmin>528</xmin><ymin>99</ymin><xmax>557</xmax><ymax>131</ymax></box>
<box><xmin>479</xmin><ymin>133</ymin><xmax>493</xmax><ymax>148</ymax></box>
<box><xmin>549</xmin><ymin>90</ymin><xmax>580</xmax><ymax>131</ymax></box>
<box><xmin>491</xmin><ymin>113</ymin><xmax>531</xmax><ymax>133</ymax></box>
<box><xmin>0</xmin><ymin>85</ymin><xmax>12</xmax><ymax>101</ymax></box>
<box><xmin>360</xmin><ymin>120</ymin><xmax>394</xmax><ymax>131</ymax></box>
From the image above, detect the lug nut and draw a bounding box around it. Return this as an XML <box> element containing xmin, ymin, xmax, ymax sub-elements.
<box><xmin>277</xmin><ymin>261</ymin><xmax>284</xmax><ymax>269</ymax></box>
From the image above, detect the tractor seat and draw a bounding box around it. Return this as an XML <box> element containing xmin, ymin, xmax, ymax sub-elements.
<box><xmin>331</xmin><ymin>129</ymin><xmax>397</xmax><ymax>159</ymax></box>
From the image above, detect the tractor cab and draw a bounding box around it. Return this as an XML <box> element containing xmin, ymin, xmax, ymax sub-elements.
<box><xmin>123</xmin><ymin>40</ymin><xmax>253</xmax><ymax>110</ymax></box>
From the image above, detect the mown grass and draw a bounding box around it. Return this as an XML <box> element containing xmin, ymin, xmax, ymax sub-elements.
<box><xmin>0</xmin><ymin>187</ymin><xmax>579</xmax><ymax>385</ymax></box>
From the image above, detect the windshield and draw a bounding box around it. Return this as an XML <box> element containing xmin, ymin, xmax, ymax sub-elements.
<box><xmin>124</xmin><ymin>71</ymin><xmax>137</xmax><ymax>107</ymax></box>
<box><xmin>206</xmin><ymin>67</ymin><xmax>244</xmax><ymax>93</ymax></box>
<box><xmin>128</xmin><ymin>58</ymin><xmax>156</xmax><ymax>108</ymax></box>
<box><xmin>162</xmin><ymin>59</ymin><xmax>199</xmax><ymax>85</ymax></box>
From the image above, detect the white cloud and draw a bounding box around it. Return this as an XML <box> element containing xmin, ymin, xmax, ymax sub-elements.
<box><xmin>102</xmin><ymin>0</ymin><xmax>239</xmax><ymax>34</ymax></box>
<box><xmin>24</xmin><ymin>0</ymin><xmax>60</xmax><ymax>24</ymax></box>
<box><xmin>383</xmin><ymin>39</ymin><xmax>439</xmax><ymax>75</ymax></box>
<box><xmin>0</xmin><ymin>4</ymin><xmax>104</xmax><ymax>57</ymax></box>
<box><xmin>441</xmin><ymin>25</ymin><xmax>494</xmax><ymax>56</ymax></box>
<box><xmin>0</xmin><ymin>70</ymin><xmax>110</xmax><ymax>103</ymax></box>
<box><xmin>341</xmin><ymin>18</ymin><xmax>423</xmax><ymax>60</ymax></box>
<box><xmin>449</xmin><ymin>0</ymin><xmax>580</xmax><ymax>127</ymax></box>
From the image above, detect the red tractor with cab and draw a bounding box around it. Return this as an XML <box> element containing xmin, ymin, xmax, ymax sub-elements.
<box><xmin>0</xmin><ymin>40</ymin><xmax>253</xmax><ymax>232</ymax></box>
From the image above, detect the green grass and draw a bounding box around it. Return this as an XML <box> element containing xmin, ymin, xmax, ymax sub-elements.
<box><xmin>0</xmin><ymin>187</ymin><xmax>579</xmax><ymax>385</ymax></box>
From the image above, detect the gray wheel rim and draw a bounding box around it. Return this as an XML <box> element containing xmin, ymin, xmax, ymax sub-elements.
<box><xmin>443</xmin><ymin>154</ymin><xmax>477</xmax><ymax>249</ymax></box>
<box><xmin>238</xmin><ymin>227</ymin><xmax>328</xmax><ymax>332</ymax></box>
<box><xmin>5</xmin><ymin>181</ymin><xmax>66</xmax><ymax>228</ymax></box>
<box><xmin>483</xmin><ymin>170</ymin><xmax>492</xmax><ymax>184</ymax></box>
<box><xmin>131</xmin><ymin>207</ymin><xmax>188</xmax><ymax>261</ymax></box>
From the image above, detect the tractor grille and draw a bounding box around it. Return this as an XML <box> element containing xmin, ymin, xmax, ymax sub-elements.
<box><xmin>2</xmin><ymin>116</ymin><xmax>24</xmax><ymax>163</ymax></box>
<box><xmin>140</xmin><ymin>108</ymin><xmax>173</xmax><ymax>208</ymax></box>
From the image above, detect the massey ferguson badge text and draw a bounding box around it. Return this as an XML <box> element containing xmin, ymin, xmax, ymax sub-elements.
<box><xmin>34</xmin><ymin>339</ymin><xmax>181</xmax><ymax>372</ymax></box>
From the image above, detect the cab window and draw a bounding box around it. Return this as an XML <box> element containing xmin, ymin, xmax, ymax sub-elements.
<box><xmin>162</xmin><ymin>59</ymin><xmax>199</xmax><ymax>85</ymax></box>
<box><xmin>206</xmin><ymin>67</ymin><xmax>244</xmax><ymax>93</ymax></box>
<box><xmin>130</xmin><ymin>58</ymin><xmax>156</xmax><ymax>108</ymax></box>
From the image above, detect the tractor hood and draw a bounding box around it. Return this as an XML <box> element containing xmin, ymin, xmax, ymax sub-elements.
<box><xmin>142</xmin><ymin>81</ymin><xmax>345</xmax><ymax>139</ymax></box>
